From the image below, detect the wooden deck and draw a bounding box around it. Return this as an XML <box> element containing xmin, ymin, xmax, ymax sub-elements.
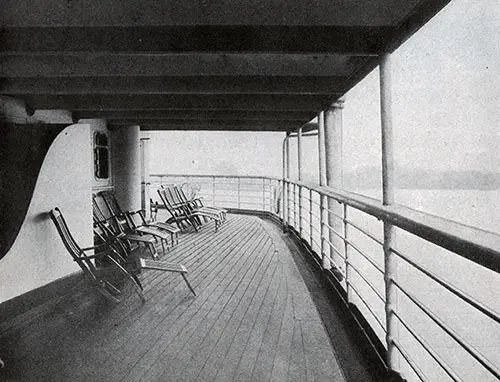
<box><xmin>0</xmin><ymin>214</ymin><xmax>379</xmax><ymax>381</ymax></box>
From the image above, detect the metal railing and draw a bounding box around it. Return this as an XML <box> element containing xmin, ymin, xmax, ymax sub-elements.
<box><xmin>150</xmin><ymin>173</ymin><xmax>500</xmax><ymax>382</ymax></box>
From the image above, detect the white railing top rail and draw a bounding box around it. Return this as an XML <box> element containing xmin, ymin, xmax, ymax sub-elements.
<box><xmin>150</xmin><ymin>173</ymin><xmax>278</xmax><ymax>181</ymax></box>
<box><xmin>286</xmin><ymin>178</ymin><xmax>500</xmax><ymax>275</ymax></box>
<box><xmin>150</xmin><ymin>173</ymin><xmax>500</xmax><ymax>275</ymax></box>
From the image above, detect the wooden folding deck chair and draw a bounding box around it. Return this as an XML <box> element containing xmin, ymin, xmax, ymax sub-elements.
<box><xmin>175</xmin><ymin>184</ymin><xmax>227</xmax><ymax>222</ymax></box>
<box><xmin>163</xmin><ymin>184</ymin><xmax>223</xmax><ymax>228</ymax></box>
<box><xmin>93</xmin><ymin>194</ymin><xmax>160</xmax><ymax>260</ymax></box>
<box><xmin>98</xmin><ymin>191</ymin><xmax>180</xmax><ymax>249</ymax></box>
<box><xmin>50</xmin><ymin>207</ymin><xmax>196</xmax><ymax>302</ymax></box>
<box><xmin>158</xmin><ymin>187</ymin><xmax>221</xmax><ymax>232</ymax></box>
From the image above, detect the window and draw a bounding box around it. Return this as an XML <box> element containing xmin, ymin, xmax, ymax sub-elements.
<box><xmin>94</xmin><ymin>132</ymin><xmax>110</xmax><ymax>179</ymax></box>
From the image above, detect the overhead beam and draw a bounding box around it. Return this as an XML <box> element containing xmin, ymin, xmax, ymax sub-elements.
<box><xmin>1</xmin><ymin>0</ymin><xmax>411</xmax><ymax>28</ymax></box>
<box><xmin>134</xmin><ymin>122</ymin><xmax>318</xmax><ymax>132</ymax></box>
<box><xmin>73</xmin><ymin>109</ymin><xmax>316</xmax><ymax>121</ymax></box>
<box><xmin>1</xmin><ymin>76</ymin><xmax>346</xmax><ymax>95</ymax></box>
<box><xmin>0</xmin><ymin>26</ymin><xmax>391</xmax><ymax>54</ymax></box>
<box><xmin>20</xmin><ymin>94</ymin><xmax>334</xmax><ymax>112</ymax></box>
<box><xmin>103</xmin><ymin>119</ymin><xmax>307</xmax><ymax>129</ymax></box>
<box><xmin>0</xmin><ymin>53</ymin><xmax>365</xmax><ymax>78</ymax></box>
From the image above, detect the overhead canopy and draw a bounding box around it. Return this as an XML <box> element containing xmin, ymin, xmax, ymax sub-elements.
<box><xmin>1</xmin><ymin>0</ymin><xmax>451</xmax><ymax>132</ymax></box>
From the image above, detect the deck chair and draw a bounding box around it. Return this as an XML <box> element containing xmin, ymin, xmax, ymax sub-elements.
<box><xmin>50</xmin><ymin>207</ymin><xmax>145</xmax><ymax>303</ymax></box>
<box><xmin>93</xmin><ymin>194</ymin><xmax>160</xmax><ymax>260</ymax></box>
<box><xmin>50</xmin><ymin>208</ymin><xmax>196</xmax><ymax>302</ymax></box>
<box><xmin>164</xmin><ymin>184</ymin><xmax>223</xmax><ymax>228</ymax></box>
<box><xmin>175</xmin><ymin>184</ymin><xmax>227</xmax><ymax>222</ymax></box>
<box><xmin>98</xmin><ymin>191</ymin><xmax>180</xmax><ymax>249</ymax></box>
<box><xmin>158</xmin><ymin>187</ymin><xmax>221</xmax><ymax>232</ymax></box>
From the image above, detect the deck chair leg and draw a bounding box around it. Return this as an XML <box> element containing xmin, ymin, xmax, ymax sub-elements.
<box><xmin>160</xmin><ymin>239</ymin><xmax>166</xmax><ymax>257</ymax></box>
<box><xmin>181</xmin><ymin>273</ymin><xmax>196</xmax><ymax>296</ymax></box>
<box><xmin>147</xmin><ymin>243</ymin><xmax>159</xmax><ymax>261</ymax></box>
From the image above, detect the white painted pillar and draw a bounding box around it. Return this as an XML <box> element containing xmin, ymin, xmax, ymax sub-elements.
<box><xmin>112</xmin><ymin>125</ymin><xmax>141</xmax><ymax>211</ymax></box>
<box><xmin>318</xmin><ymin>111</ymin><xmax>329</xmax><ymax>267</ymax></box>
<box><xmin>282</xmin><ymin>133</ymin><xmax>288</xmax><ymax>227</ymax></box>
<box><xmin>285</xmin><ymin>133</ymin><xmax>291</xmax><ymax>228</ymax></box>
<box><xmin>297</xmin><ymin>127</ymin><xmax>303</xmax><ymax>236</ymax></box>
<box><xmin>324</xmin><ymin>100</ymin><xmax>344</xmax><ymax>270</ymax></box>
<box><xmin>380</xmin><ymin>54</ymin><xmax>399</xmax><ymax>373</ymax></box>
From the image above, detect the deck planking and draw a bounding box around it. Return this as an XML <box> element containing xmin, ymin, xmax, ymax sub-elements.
<box><xmin>0</xmin><ymin>214</ymin><xmax>347</xmax><ymax>381</ymax></box>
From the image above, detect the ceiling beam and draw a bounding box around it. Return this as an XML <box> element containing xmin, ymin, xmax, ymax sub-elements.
<box><xmin>103</xmin><ymin>119</ymin><xmax>308</xmax><ymax>129</ymax></box>
<box><xmin>0</xmin><ymin>53</ymin><xmax>365</xmax><ymax>78</ymax></box>
<box><xmin>74</xmin><ymin>109</ymin><xmax>316</xmax><ymax>121</ymax></box>
<box><xmin>0</xmin><ymin>26</ymin><xmax>390</xmax><ymax>54</ymax></box>
<box><xmin>134</xmin><ymin>122</ymin><xmax>318</xmax><ymax>132</ymax></box>
<box><xmin>1</xmin><ymin>0</ymin><xmax>411</xmax><ymax>27</ymax></box>
<box><xmin>1</xmin><ymin>76</ymin><xmax>346</xmax><ymax>95</ymax></box>
<box><xmin>20</xmin><ymin>94</ymin><xmax>333</xmax><ymax>112</ymax></box>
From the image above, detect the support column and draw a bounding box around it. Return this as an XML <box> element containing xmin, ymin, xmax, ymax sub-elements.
<box><xmin>112</xmin><ymin>125</ymin><xmax>141</xmax><ymax>211</ymax></box>
<box><xmin>380</xmin><ymin>53</ymin><xmax>399</xmax><ymax>374</ymax></box>
<box><xmin>318</xmin><ymin>111</ymin><xmax>329</xmax><ymax>267</ymax></box>
<box><xmin>282</xmin><ymin>133</ymin><xmax>289</xmax><ymax>229</ymax></box>
<box><xmin>324</xmin><ymin>100</ymin><xmax>344</xmax><ymax>271</ymax></box>
<box><xmin>140</xmin><ymin>136</ymin><xmax>151</xmax><ymax>220</ymax></box>
<box><xmin>297</xmin><ymin>127</ymin><xmax>303</xmax><ymax>236</ymax></box>
<box><xmin>286</xmin><ymin>133</ymin><xmax>291</xmax><ymax>228</ymax></box>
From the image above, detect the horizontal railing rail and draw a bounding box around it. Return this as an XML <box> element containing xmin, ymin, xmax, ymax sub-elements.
<box><xmin>149</xmin><ymin>173</ymin><xmax>500</xmax><ymax>381</ymax></box>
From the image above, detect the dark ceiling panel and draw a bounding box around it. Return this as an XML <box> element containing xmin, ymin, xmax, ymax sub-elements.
<box><xmin>1</xmin><ymin>0</ymin><xmax>422</xmax><ymax>27</ymax></box>
<box><xmin>1</xmin><ymin>76</ymin><xmax>346</xmax><ymax>95</ymax></box>
<box><xmin>0</xmin><ymin>53</ymin><xmax>361</xmax><ymax>78</ymax></box>
<box><xmin>75</xmin><ymin>110</ymin><xmax>316</xmax><ymax>121</ymax></box>
<box><xmin>0</xmin><ymin>26</ymin><xmax>391</xmax><ymax>54</ymax></box>
<box><xmin>0</xmin><ymin>0</ymin><xmax>453</xmax><ymax>132</ymax></box>
<box><xmin>21</xmin><ymin>94</ymin><xmax>333</xmax><ymax>112</ymax></box>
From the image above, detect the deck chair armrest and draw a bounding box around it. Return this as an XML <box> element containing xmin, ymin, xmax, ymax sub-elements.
<box><xmin>75</xmin><ymin>253</ymin><xmax>104</xmax><ymax>260</ymax></box>
<box><xmin>81</xmin><ymin>243</ymin><xmax>109</xmax><ymax>251</ymax></box>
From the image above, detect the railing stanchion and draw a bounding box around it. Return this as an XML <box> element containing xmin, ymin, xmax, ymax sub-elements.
<box><xmin>212</xmin><ymin>176</ymin><xmax>216</xmax><ymax>207</ymax></box>
<box><xmin>237</xmin><ymin>177</ymin><xmax>241</xmax><ymax>209</ymax></box>
<box><xmin>344</xmin><ymin>204</ymin><xmax>350</xmax><ymax>301</ymax></box>
<box><xmin>309</xmin><ymin>188</ymin><xmax>313</xmax><ymax>248</ymax></box>
<box><xmin>292</xmin><ymin>183</ymin><xmax>295</xmax><ymax>228</ymax></box>
<box><xmin>262</xmin><ymin>178</ymin><xmax>266</xmax><ymax>212</ymax></box>
<box><xmin>321</xmin><ymin>194</ymin><xmax>329</xmax><ymax>269</ymax></box>
<box><xmin>298</xmin><ymin>185</ymin><xmax>303</xmax><ymax>237</ymax></box>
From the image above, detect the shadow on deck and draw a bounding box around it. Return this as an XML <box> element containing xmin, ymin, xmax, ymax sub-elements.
<box><xmin>0</xmin><ymin>214</ymin><xmax>388</xmax><ymax>381</ymax></box>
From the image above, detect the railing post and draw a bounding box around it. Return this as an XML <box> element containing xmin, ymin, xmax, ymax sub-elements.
<box><xmin>309</xmin><ymin>188</ymin><xmax>313</xmax><ymax>248</ymax></box>
<box><xmin>212</xmin><ymin>176</ymin><xmax>216</xmax><ymax>207</ymax></box>
<box><xmin>294</xmin><ymin>184</ymin><xmax>298</xmax><ymax>228</ymax></box>
<box><xmin>380</xmin><ymin>53</ymin><xmax>399</xmax><ymax>374</ymax></box>
<box><xmin>299</xmin><ymin>185</ymin><xmax>303</xmax><ymax>237</ymax></box>
<box><xmin>344</xmin><ymin>204</ymin><xmax>350</xmax><ymax>301</ymax></box>
<box><xmin>324</xmin><ymin>100</ymin><xmax>344</xmax><ymax>270</ymax></box>
<box><xmin>238</xmin><ymin>177</ymin><xmax>241</xmax><ymax>209</ymax></box>
<box><xmin>262</xmin><ymin>178</ymin><xmax>266</xmax><ymax>211</ymax></box>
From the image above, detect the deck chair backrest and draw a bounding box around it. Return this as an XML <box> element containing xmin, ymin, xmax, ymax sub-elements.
<box><xmin>92</xmin><ymin>195</ymin><xmax>106</xmax><ymax>222</ymax></box>
<box><xmin>161</xmin><ymin>185</ymin><xmax>184</xmax><ymax>207</ymax></box>
<box><xmin>99</xmin><ymin>191</ymin><xmax>122</xmax><ymax>217</ymax></box>
<box><xmin>50</xmin><ymin>207</ymin><xmax>99</xmax><ymax>278</ymax></box>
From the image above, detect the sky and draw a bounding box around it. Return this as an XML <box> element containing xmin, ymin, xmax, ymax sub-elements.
<box><xmin>148</xmin><ymin>0</ymin><xmax>500</xmax><ymax>179</ymax></box>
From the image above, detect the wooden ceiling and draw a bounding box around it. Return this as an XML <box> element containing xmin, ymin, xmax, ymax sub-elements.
<box><xmin>1</xmin><ymin>0</ymin><xmax>451</xmax><ymax>132</ymax></box>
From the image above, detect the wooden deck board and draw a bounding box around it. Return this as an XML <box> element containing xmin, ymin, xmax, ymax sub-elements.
<box><xmin>0</xmin><ymin>214</ymin><xmax>349</xmax><ymax>382</ymax></box>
